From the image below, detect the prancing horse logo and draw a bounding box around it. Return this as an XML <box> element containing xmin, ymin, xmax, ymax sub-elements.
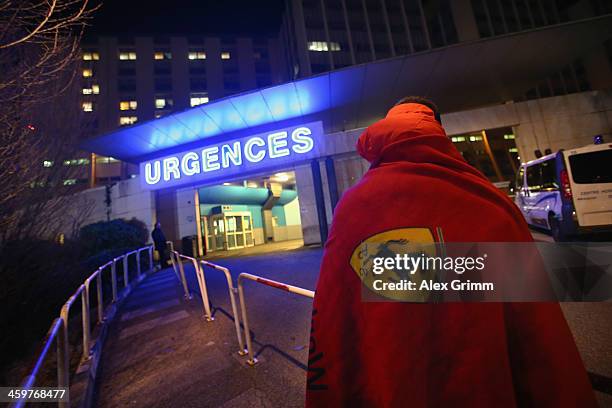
<box><xmin>350</xmin><ymin>227</ymin><xmax>441</xmax><ymax>302</ymax></box>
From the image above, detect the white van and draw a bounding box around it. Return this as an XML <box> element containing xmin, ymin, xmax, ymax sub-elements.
<box><xmin>513</xmin><ymin>140</ymin><xmax>612</xmax><ymax>241</ymax></box>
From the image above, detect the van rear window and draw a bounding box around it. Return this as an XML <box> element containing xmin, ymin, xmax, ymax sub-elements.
<box><xmin>569</xmin><ymin>149</ymin><xmax>612</xmax><ymax>184</ymax></box>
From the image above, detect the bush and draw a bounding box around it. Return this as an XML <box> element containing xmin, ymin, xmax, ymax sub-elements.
<box><xmin>0</xmin><ymin>217</ymin><xmax>150</xmax><ymax>384</ymax></box>
<box><xmin>78</xmin><ymin>218</ymin><xmax>149</xmax><ymax>257</ymax></box>
<box><xmin>0</xmin><ymin>239</ymin><xmax>85</xmax><ymax>383</ymax></box>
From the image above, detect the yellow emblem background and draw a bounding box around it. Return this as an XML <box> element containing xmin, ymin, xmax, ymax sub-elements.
<box><xmin>350</xmin><ymin>228</ymin><xmax>438</xmax><ymax>301</ymax></box>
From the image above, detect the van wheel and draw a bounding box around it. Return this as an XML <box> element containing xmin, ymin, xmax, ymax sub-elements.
<box><xmin>549</xmin><ymin>214</ymin><xmax>566</xmax><ymax>242</ymax></box>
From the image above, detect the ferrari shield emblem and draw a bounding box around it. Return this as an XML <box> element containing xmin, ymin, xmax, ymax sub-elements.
<box><xmin>350</xmin><ymin>227</ymin><xmax>441</xmax><ymax>302</ymax></box>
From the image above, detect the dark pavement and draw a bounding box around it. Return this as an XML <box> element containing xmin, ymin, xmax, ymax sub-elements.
<box><xmin>93</xmin><ymin>243</ymin><xmax>612</xmax><ymax>407</ymax></box>
<box><xmin>93</xmin><ymin>247</ymin><xmax>321</xmax><ymax>408</ymax></box>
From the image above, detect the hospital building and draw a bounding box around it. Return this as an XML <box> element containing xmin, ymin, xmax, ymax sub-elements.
<box><xmin>64</xmin><ymin>0</ymin><xmax>612</xmax><ymax>253</ymax></box>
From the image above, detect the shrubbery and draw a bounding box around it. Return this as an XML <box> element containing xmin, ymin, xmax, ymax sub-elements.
<box><xmin>79</xmin><ymin>218</ymin><xmax>149</xmax><ymax>257</ymax></box>
<box><xmin>0</xmin><ymin>218</ymin><xmax>150</xmax><ymax>384</ymax></box>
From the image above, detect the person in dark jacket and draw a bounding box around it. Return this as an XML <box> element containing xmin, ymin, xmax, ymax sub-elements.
<box><xmin>151</xmin><ymin>222</ymin><xmax>169</xmax><ymax>268</ymax></box>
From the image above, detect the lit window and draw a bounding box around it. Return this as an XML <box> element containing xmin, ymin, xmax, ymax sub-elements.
<box><xmin>82</xmin><ymin>85</ymin><xmax>100</xmax><ymax>95</ymax></box>
<box><xmin>99</xmin><ymin>156</ymin><xmax>120</xmax><ymax>163</ymax></box>
<box><xmin>221</xmin><ymin>51</ymin><xmax>231</xmax><ymax>60</ymax></box>
<box><xmin>82</xmin><ymin>68</ymin><xmax>93</xmax><ymax>77</ymax></box>
<box><xmin>119</xmin><ymin>51</ymin><xmax>137</xmax><ymax>60</ymax></box>
<box><xmin>451</xmin><ymin>136</ymin><xmax>466</xmax><ymax>143</ymax></box>
<box><xmin>307</xmin><ymin>41</ymin><xmax>341</xmax><ymax>52</ymax></box>
<box><xmin>469</xmin><ymin>135</ymin><xmax>483</xmax><ymax>142</ymax></box>
<box><xmin>155</xmin><ymin>98</ymin><xmax>166</xmax><ymax>109</ymax></box>
<box><xmin>63</xmin><ymin>179</ymin><xmax>77</xmax><ymax>185</ymax></box>
<box><xmin>63</xmin><ymin>158</ymin><xmax>90</xmax><ymax>166</ymax></box>
<box><xmin>508</xmin><ymin>147</ymin><xmax>518</xmax><ymax>153</ymax></box>
<box><xmin>82</xmin><ymin>101</ymin><xmax>93</xmax><ymax>112</ymax></box>
<box><xmin>119</xmin><ymin>100</ymin><xmax>137</xmax><ymax>111</ymax></box>
<box><xmin>83</xmin><ymin>52</ymin><xmax>100</xmax><ymax>61</ymax></box>
<box><xmin>43</xmin><ymin>160</ymin><xmax>54</xmax><ymax>167</ymax></box>
<box><xmin>154</xmin><ymin>51</ymin><xmax>172</xmax><ymax>60</ymax></box>
<box><xmin>504</xmin><ymin>134</ymin><xmax>516</xmax><ymax>140</ymax></box>
<box><xmin>188</xmin><ymin>50</ymin><xmax>207</xmax><ymax>60</ymax></box>
<box><xmin>190</xmin><ymin>93</ymin><xmax>209</xmax><ymax>106</ymax></box>
<box><xmin>119</xmin><ymin>116</ymin><xmax>138</xmax><ymax>126</ymax></box>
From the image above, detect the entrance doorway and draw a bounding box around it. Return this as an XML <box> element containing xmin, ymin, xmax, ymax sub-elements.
<box><xmin>206</xmin><ymin>211</ymin><xmax>255</xmax><ymax>251</ymax></box>
<box><xmin>198</xmin><ymin>171</ymin><xmax>303</xmax><ymax>253</ymax></box>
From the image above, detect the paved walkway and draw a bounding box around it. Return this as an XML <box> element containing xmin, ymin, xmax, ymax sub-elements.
<box><xmin>204</xmin><ymin>239</ymin><xmax>306</xmax><ymax>260</ymax></box>
<box><xmin>93</xmin><ymin>244</ymin><xmax>612</xmax><ymax>407</ymax></box>
<box><xmin>93</xmin><ymin>246</ymin><xmax>321</xmax><ymax>408</ymax></box>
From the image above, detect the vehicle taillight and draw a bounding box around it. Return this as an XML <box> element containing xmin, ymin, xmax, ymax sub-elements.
<box><xmin>560</xmin><ymin>169</ymin><xmax>572</xmax><ymax>200</ymax></box>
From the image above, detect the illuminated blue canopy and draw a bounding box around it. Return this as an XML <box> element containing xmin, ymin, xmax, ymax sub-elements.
<box><xmin>81</xmin><ymin>15</ymin><xmax>612</xmax><ymax>163</ymax></box>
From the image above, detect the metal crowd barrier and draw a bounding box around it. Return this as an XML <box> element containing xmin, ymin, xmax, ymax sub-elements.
<box><xmin>162</xmin><ymin>248</ymin><xmax>315</xmax><ymax>367</ymax></box>
<box><xmin>200</xmin><ymin>260</ymin><xmax>247</xmax><ymax>356</ymax></box>
<box><xmin>170</xmin><ymin>251</ymin><xmax>214</xmax><ymax>322</ymax></box>
<box><xmin>11</xmin><ymin>245</ymin><xmax>154</xmax><ymax>408</ymax></box>
<box><xmin>237</xmin><ymin>273</ymin><xmax>315</xmax><ymax>366</ymax></box>
<box><xmin>169</xmin><ymin>250</ymin><xmax>192</xmax><ymax>300</ymax></box>
<box><xmin>166</xmin><ymin>240</ymin><xmax>175</xmax><ymax>253</ymax></box>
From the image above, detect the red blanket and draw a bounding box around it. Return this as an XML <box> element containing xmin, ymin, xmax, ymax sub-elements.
<box><xmin>306</xmin><ymin>103</ymin><xmax>595</xmax><ymax>407</ymax></box>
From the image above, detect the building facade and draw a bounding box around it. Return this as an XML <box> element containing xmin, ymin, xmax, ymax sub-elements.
<box><xmin>61</xmin><ymin>4</ymin><xmax>612</xmax><ymax>254</ymax></box>
<box><xmin>77</xmin><ymin>35</ymin><xmax>286</xmax><ymax>185</ymax></box>
<box><xmin>68</xmin><ymin>89</ymin><xmax>612</xmax><ymax>252</ymax></box>
<box><xmin>280</xmin><ymin>0</ymin><xmax>612</xmax><ymax>97</ymax></box>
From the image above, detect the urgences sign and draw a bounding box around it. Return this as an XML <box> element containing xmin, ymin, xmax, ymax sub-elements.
<box><xmin>139</xmin><ymin>121</ymin><xmax>323</xmax><ymax>190</ymax></box>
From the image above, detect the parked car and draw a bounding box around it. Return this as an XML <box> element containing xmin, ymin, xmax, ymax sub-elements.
<box><xmin>513</xmin><ymin>139</ymin><xmax>612</xmax><ymax>241</ymax></box>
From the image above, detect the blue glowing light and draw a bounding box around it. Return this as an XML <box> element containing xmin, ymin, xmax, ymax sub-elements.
<box><xmin>80</xmin><ymin>72</ymin><xmax>339</xmax><ymax>161</ymax></box>
<box><xmin>140</xmin><ymin>121</ymin><xmax>323</xmax><ymax>190</ymax></box>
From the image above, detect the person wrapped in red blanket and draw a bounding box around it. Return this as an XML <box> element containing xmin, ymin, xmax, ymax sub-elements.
<box><xmin>306</xmin><ymin>97</ymin><xmax>595</xmax><ymax>407</ymax></box>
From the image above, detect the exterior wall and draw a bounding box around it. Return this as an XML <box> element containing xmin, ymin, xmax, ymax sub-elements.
<box><xmin>284</xmin><ymin>196</ymin><xmax>303</xmax><ymax>225</ymax></box>
<box><xmin>50</xmin><ymin>177</ymin><xmax>156</xmax><ymax>240</ymax></box>
<box><xmin>449</xmin><ymin>0</ymin><xmax>479</xmax><ymax>42</ymax></box>
<box><xmin>442</xmin><ymin>90</ymin><xmax>612</xmax><ymax>162</ymax></box>
<box><xmin>273</xmin><ymin>225</ymin><xmax>303</xmax><ymax>242</ymax></box>
<box><xmin>112</xmin><ymin>178</ymin><xmax>156</xmax><ymax>230</ymax></box>
<box><xmin>273</xmin><ymin>196</ymin><xmax>304</xmax><ymax>241</ymax></box>
<box><xmin>583</xmin><ymin>48</ymin><xmax>612</xmax><ymax>91</ymax></box>
<box><xmin>175</xmin><ymin>188</ymin><xmax>198</xmax><ymax>241</ymax></box>
<box><xmin>253</xmin><ymin>228</ymin><xmax>265</xmax><ymax>245</ymax></box>
<box><xmin>280</xmin><ymin>0</ymin><xmax>611</xmax><ymax>80</ymax></box>
<box><xmin>318</xmin><ymin>160</ymin><xmax>334</xmax><ymax>229</ymax></box>
<box><xmin>294</xmin><ymin>164</ymin><xmax>320</xmax><ymax>245</ymax></box>
<box><xmin>155</xmin><ymin>189</ymin><xmax>179</xmax><ymax>247</ymax></box>
<box><xmin>281</xmin><ymin>0</ymin><xmax>460</xmax><ymax>77</ymax></box>
<box><xmin>333</xmin><ymin>154</ymin><xmax>370</xmax><ymax>197</ymax></box>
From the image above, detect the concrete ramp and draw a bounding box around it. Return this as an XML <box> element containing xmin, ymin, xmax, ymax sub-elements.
<box><xmin>92</xmin><ymin>261</ymin><xmax>309</xmax><ymax>408</ymax></box>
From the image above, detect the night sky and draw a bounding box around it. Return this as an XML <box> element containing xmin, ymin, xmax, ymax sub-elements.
<box><xmin>87</xmin><ymin>0</ymin><xmax>286</xmax><ymax>37</ymax></box>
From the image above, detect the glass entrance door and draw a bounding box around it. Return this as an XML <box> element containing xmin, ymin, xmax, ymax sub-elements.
<box><xmin>206</xmin><ymin>212</ymin><xmax>254</xmax><ymax>251</ymax></box>
<box><xmin>212</xmin><ymin>216</ymin><xmax>225</xmax><ymax>250</ymax></box>
<box><xmin>225</xmin><ymin>213</ymin><xmax>254</xmax><ymax>250</ymax></box>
